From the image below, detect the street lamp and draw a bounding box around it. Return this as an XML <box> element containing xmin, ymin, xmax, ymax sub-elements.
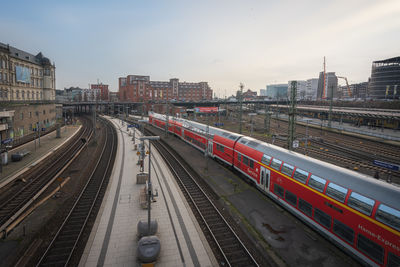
<box><xmin>139</xmin><ymin>136</ymin><xmax>160</xmax><ymax>235</ymax></box>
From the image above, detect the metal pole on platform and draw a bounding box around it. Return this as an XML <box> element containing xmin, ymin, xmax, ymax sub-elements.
<box><xmin>140</xmin><ymin>136</ymin><xmax>160</xmax><ymax>235</ymax></box>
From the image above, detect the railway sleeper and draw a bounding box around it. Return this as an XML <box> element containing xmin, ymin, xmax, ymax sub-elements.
<box><xmin>205</xmin><ymin>218</ymin><xmax>223</xmax><ymax>225</ymax></box>
<box><xmin>210</xmin><ymin>225</ymin><xmax>230</xmax><ymax>233</ymax></box>
<box><xmin>50</xmin><ymin>239</ymin><xmax>75</xmax><ymax>247</ymax></box>
<box><xmin>60</xmin><ymin>229</ymin><xmax>82</xmax><ymax>236</ymax></box>
<box><xmin>46</xmin><ymin>246</ymin><xmax>72</xmax><ymax>255</ymax></box>
<box><xmin>228</xmin><ymin>256</ymin><xmax>256</xmax><ymax>266</ymax></box>
<box><xmin>202</xmin><ymin>211</ymin><xmax>220</xmax><ymax>219</ymax></box>
<box><xmin>40</xmin><ymin>255</ymin><xmax>71</xmax><ymax>265</ymax></box>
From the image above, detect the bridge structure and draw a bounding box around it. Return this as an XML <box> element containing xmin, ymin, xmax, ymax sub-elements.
<box><xmin>62</xmin><ymin>100</ymin><xmax>400</xmax><ymax>129</ymax></box>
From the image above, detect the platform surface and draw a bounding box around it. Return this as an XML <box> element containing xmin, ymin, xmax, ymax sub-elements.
<box><xmin>0</xmin><ymin>125</ymin><xmax>81</xmax><ymax>188</ymax></box>
<box><xmin>80</xmin><ymin>117</ymin><xmax>215</xmax><ymax>267</ymax></box>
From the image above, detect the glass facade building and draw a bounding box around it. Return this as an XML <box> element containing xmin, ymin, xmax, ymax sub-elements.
<box><xmin>369</xmin><ymin>57</ymin><xmax>400</xmax><ymax>99</ymax></box>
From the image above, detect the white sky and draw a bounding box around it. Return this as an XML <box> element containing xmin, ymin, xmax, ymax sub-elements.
<box><xmin>1</xmin><ymin>0</ymin><xmax>399</xmax><ymax>97</ymax></box>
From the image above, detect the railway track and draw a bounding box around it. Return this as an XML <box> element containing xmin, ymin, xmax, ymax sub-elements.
<box><xmin>36</xmin><ymin>117</ymin><xmax>117</xmax><ymax>266</ymax></box>
<box><xmin>218</xmin><ymin>116</ymin><xmax>400</xmax><ymax>182</ymax></box>
<box><xmin>145</xmin><ymin>128</ymin><xmax>260</xmax><ymax>267</ymax></box>
<box><xmin>0</xmin><ymin>117</ymin><xmax>93</xmax><ymax>237</ymax></box>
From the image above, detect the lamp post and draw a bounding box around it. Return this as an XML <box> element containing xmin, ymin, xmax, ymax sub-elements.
<box><xmin>140</xmin><ymin>136</ymin><xmax>160</xmax><ymax>235</ymax></box>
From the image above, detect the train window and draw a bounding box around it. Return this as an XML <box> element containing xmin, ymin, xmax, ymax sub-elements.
<box><xmin>347</xmin><ymin>192</ymin><xmax>375</xmax><ymax>216</ymax></box>
<box><xmin>262</xmin><ymin>154</ymin><xmax>271</xmax><ymax>165</ymax></box>
<box><xmin>274</xmin><ymin>184</ymin><xmax>284</xmax><ymax>198</ymax></box>
<box><xmin>221</xmin><ymin>145</ymin><xmax>224</xmax><ymax>153</ymax></box>
<box><xmin>281</xmin><ymin>163</ymin><xmax>294</xmax><ymax>177</ymax></box>
<box><xmin>249</xmin><ymin>159</ymin><xmax>254</xmax><ymax>168</ymax></box>
<box><xmin>308</xmin><ymin>175</ymin><xmax>326</xmax><ymax>192</ymax></box>
<box><xmin>271</xmin><ymin>158</ymin><xmax>282</xmax><ymax>171</ymax></box>
<box><xmin>326</xmin><ymin>183</ymin><xmax>348</xmax><ymax>202</ymax></box>
<box><xmin>285</xmin><ymin>190</ymin><xmax>297</xmax><ymax>206</ymax></box>
<box><xmin>388</xmin><ymin>252</ymin><xmax>400</xmax><ymax>267</ymax></box>
<box><xmin>357</xmin><ymin>234</ymin><xmax>384</xmax><ymax>265</ymax></box>
<box><xmin>243</xmin><ymin>156</ymin><xmax>249</xmax><ymax>166</ymax></box>
<box><xmin>238</xmin><ymin>153</ymin><xmax>241</xmax><ymax>162</ymax></box>
<box><xmin>375</xmin><ymin>204</ymin><xmax>400</xmax><ymax>231</ymax></box>
<box><xmin>299</xmin><ymin>198</ymin><xmax>312</xmax><ymax>217</ymax></box>
<box><xmin>293</xmin><ymin>168</ymin><xmax>309</xmax><ymax>184</ymax></box>
<box><xmin>247</xmin><ymin>141</ymin><xmax>259</xmax><ymax>148</ymax></box>
<box><xmin>314</xmin><ymin>208</ymin><xmax>331</xmax><ymax>229</ymax></box>
<box><xmin>333</xmin><ymin>219</ymin><xmax>354</xmax><ymax>244</ymax></box>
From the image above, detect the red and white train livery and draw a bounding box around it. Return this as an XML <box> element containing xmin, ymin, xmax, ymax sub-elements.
<box><xmin>148</xmin><ymin>112</ymin><xmax>400</xmax><ymax>267</ymax></box>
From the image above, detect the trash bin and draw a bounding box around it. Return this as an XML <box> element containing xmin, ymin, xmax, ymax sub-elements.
<box><xmin>137</xmin><ymin>235</ymin><xmax>161</xmax><ymax>263</ymax></box>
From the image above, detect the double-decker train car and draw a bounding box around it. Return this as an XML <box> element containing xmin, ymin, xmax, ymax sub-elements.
<box><xmin>148</xmin><ymin>112</ymin><xmax>400</xmax><ymax>266</ymax></box>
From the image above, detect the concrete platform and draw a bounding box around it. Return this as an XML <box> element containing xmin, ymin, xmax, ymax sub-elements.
<box><xmin>0</xmin><ymin>125</ymin><xmax>81</xmax><ymax>189</ymax></box>
<box><xmin>79</xmin><ymin>116</ymin><xmax>215</xmax><ymax>267</ymax></box>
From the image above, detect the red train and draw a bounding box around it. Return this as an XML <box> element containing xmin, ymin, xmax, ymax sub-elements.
<box><xmin>148</xmin><ymin>112</ymin><xmax>400</xmax><ymax>267</ymax></box>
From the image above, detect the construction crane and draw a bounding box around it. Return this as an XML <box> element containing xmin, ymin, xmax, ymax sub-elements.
<box><xmin>337</xmin><ymin>76</ymin><xmax>352</xmax><ymax>98</ymax></box>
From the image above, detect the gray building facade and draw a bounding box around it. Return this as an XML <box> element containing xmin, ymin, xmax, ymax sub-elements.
<box><xmin>317</xmin><ymin>72</ymin><xmax>338</xmax><ymax>99</ymax></box>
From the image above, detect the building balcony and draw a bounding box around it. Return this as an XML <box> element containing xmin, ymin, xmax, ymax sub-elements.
<box><xmin>0</xmin><ymin>124</ymin><xmax>8</xmax><ymax>131</ymax></box>
<box><xmin>0</xmin><ymin>110</ymin><xmax>14</xmax><ymax>118</ymax></box>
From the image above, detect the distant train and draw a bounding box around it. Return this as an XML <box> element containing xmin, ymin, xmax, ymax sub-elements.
<box><xmin>148</xmin><ymin>112</ymin><xmax>400</xmax><ymax>267</ymax></box>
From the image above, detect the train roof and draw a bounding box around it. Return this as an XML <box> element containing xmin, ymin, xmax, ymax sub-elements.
<box><xmin>238</xmin><ymin>135</ymin><xmax>400</xmax><ymax>209</ymax></box>
<box><xmin>183</xmin><ymin>120</ymin><xmax>242</xmax><ymax>141</ymax></box>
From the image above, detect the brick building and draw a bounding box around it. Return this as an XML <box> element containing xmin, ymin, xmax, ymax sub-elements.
<box><xmin>90</xmin><ymin>83</ymin><xmax>109</xmax><ymax>101</ymax></box>
<box><xmin>242</xmin><ymin>89</ymin><xmax>257</xmax><ymax>100</ymax></box>
<box><xmin>118</xmin><ymin>75</ymin><xmax>212</xmax><ymax>102</ymax></box>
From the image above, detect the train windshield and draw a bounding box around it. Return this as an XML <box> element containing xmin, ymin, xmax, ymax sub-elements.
<box><xmin>308</xmin><ymin>175</ymin><xmax>326</xmax><ymax>192</ymax></box>
<box><xmin>347</xmin><ymin>192</ymin><xmax>375</xmax><ymax>216</ymax></box>
<box><xmin>375</xmin><ymin>204</ymin><xmax>400</xmax><ymax>231</ymax></box>
<box><xmin>326</xmin><ymin>183</ymin><xmax>348</xmax><ymax>202</ymax></box>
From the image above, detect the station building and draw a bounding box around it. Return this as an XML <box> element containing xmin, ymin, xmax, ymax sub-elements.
<box><xmin>118</xmin><ymin>75</ymin><xmax>212</xmax><ymax>102</ymax></box>
<box><xmin>0</xmin><ymin>42</ymin><xmax>56</xmax><ymax>147</ymax></box>
<box><xmin>368</xmin><ymin>56</ymin><xmax>400</xmax><ymax>99</ymax></box>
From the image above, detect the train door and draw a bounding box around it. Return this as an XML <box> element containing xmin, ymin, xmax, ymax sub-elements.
<box><xmin>208</xmin><ymin>141</ymin><xmax>213</xmax><ymax>156</ymax></box>
<box><xmin>260</xmin><ymin>166</ymin><xmax>270</xmax><ymax>192</ymax></box>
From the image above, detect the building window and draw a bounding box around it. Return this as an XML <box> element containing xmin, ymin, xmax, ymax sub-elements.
<box><xmin>20</xmin><ymin>112</ymin><xmax>23</xmax><ymax>120</ymax></box>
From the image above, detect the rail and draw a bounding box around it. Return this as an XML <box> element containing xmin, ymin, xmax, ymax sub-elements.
<box><xmin>146</xmin><ymin>128</ymin><xmax>259</xmax><ymax>267</ymax></box>
<box><xmin>0</xmin><ymin>118</ymin><xmax>93</xmax><ymax>236</ymax></box>
<box><xmin>36</xmin><ymin>117</ymin><xmax>117</xmax><ymax>266</ymax></box>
